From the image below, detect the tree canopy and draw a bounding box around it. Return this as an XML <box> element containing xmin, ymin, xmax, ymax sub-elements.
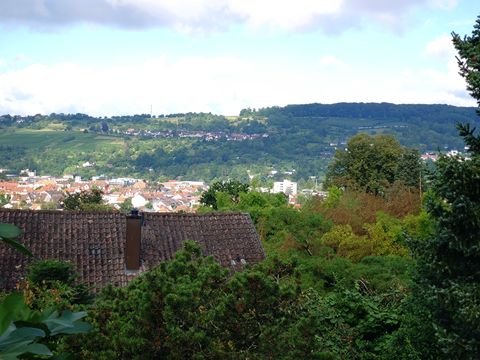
<box><xmin>62</xmin><ymin>189</ymin><xmax>112</xmax><ymax>211</ymax></box>
<box><xmin>199</xmin><ymin>180</ymin><xmax>250</xmax><ymax>210</ymax></box>
<box><xmin>452</xmin><ymin>15</ymin><xmax>480</xmax><ymax>109</ymax></box>
<box><xmin>398</xmin><ymin>18</ymin><xmax>480</xmax><ymax>358</ymax></box>
<box><xmin>325</xmin><ymin>133</ymin><xmax>421</xmax><ymax>194</ymax></box>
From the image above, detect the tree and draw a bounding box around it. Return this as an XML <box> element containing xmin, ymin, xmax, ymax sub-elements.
<box><xmin>325</xmin><ymin>133</ymin><xmax>420</xmax><ymax>195</ymax></box>
<box><xmin>62</xmin><ymin>189</ymin><xmax>112</xmax><ymax>211</ymax></box>
<box><xmin>452</xmin><ymin>15</ymin><xmax>480</xmax><ymax>110</ymax></box>
<box><xmin>101</xmin><ymin>121</ymin><xmax>109</xmax><ymax>133</ymax></box>
<box><xmin>119</xmin><ymin>198</ymin><xmax>134</xmax><ymax>214</ymax></box>
<box><xmin>199</xmin><ymin>180</ymin><xmax>249</xmax><ymax>210</ymax></box>
<box><xmin>405</xmin><ymin>125</ymin><xmax>480</xmax><ymax>358</ymax></box>
<box><xmin>403</xmin><ymin>19</ymin><xmax>480</xmax><ymax>357</ymax></box>
<box><xmin>395</xmin><ymin>148</ymin><xmax>422</xmax><ymax>188</ymax></box>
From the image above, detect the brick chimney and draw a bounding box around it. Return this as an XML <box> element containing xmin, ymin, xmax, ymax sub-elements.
<box><xmin>125</xmin><ymin>209</ymin><xmax>142</xmax><ymax>270</ymax></box>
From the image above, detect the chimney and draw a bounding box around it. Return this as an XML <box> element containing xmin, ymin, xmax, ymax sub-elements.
<box><xmin>125</xmin><ymin>209</ymin><xmax>142</xmax><ymax>270</ymax></box>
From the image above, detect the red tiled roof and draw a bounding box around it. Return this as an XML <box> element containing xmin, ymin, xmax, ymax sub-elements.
<box><xmin>0</xmin><ymin>210</ymin><xmax>264</xmax><ymax>292</ymax></box>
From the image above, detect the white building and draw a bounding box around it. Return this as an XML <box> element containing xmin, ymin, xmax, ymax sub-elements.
<box><xmin>272</xmin><ymin>179</ymin><xmax>298</xmax><ymax>196</ymax></box>
<box><xmin>131</xmin><ymin>193</ymin><xmax>148</xmax><ymax>208</ymax></box>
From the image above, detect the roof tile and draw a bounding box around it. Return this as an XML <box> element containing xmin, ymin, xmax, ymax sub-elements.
<box><xmin>0</xmin><ymin>210</ymin><xmax>264</xmax><ymax>292</ymax></box>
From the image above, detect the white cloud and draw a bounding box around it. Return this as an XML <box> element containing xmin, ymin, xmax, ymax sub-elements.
<box><xmin>428</xmin><ymin>0</ymin><xmax>459</xmax><ymax>10</ymax></box>
<box><xmin>424</xmin><ymin>34</ymin><xmax>455</xmax><ymax>59</ymax></box>
<box><xmin>227</xmin><ymin>0</ymin><xmax>343</xmax><ymax>31</ymax></box>
<box><xmin>0</xmin><ymin>0</ymin><xmax>458</xmax><ymax>33</ymax></box>
<box><xmin>0</xmin><ymin>53</ymin><xmax>474</xmax><ymax>116</ymax></box>
<box><xmin>319</xmin><ymin>55</ymin><xmax>349</xmax><ymax>69</ymax></box>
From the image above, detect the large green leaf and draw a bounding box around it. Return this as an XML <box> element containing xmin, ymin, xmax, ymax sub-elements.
<box><xmin>0</xmin><ymin>223</ymin><xmax>21</xmax><ymax>239</ymax></box>
<box><xmin>0</xmin><ymin>325</ymin><xmax>46</xmax><ymax>348</ymax></box>
<box><xmin>0</xmin><ymin>236</ymin><xmax>32</xmax><ymax>257</ymax></box>
<box><xmin>44</xmin><ymin>310</ymin><xmax>91</xmax><ymax>336</ymax></box>
<box><xmin>0</xmin><ymin>223</ymin><xmax>32</xmax><ymax>257</ymax></box>
<box><xmin>0</xmin><ymin>293</ymin><xmax>32</xmax><ymax>334</ymax></box>
<box><xmin>0</xmin><ymin>342</ymin><xmax>52</xmax><ymax>360</ymax></box>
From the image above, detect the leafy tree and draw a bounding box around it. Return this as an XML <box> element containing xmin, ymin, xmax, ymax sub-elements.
<box><xmin>395</xmin><ymin>148</ymin><xmax>422</xmax><ymax>188</ymax></box>
<box><xmin>320</xmin><ymin>213</ymin><xmax>407</xmax><ymax>262</ymax></box>
<box><xmin>325</xmin><ymin>133</ymin><xmax>421</xmax><ymax>195</ymax></box>
<box><xmin>23</xmin><ymin>259</ymin><xmax>93</xmax><ymax>313</ymax></box>
<box><xmin>309</xmin><ymin>185</ymin><xmax>421</xmax><ymax>236</ymax></box>
<box><xmin>119</xmin><ymin>198</ymin><xmax>134</xmax><ymax>214</ymax></box>
<box><xmin>62</xmin><ymin>188</ymin><xmax>112</xmax><ymax>211</ymax></box>
<box><xmin>199</xmin><ymin>180</ymin><xmax>249</xmax><ymax>210</ymax></box>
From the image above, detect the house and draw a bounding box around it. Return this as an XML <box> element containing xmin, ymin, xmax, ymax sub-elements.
<box><xmin>131</xmin><ymin>193</ymin><xmax>148</xmax><ymax>208</ymax></box>
<box><xmin>0</xmin><ymin>210</ymin><xmax>264</xmax><ymax>292</ymax></box>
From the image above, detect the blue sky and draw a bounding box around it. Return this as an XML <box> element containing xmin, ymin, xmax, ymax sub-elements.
<box><xmin>0</xmin><ymin>0</ymin><xmax>478</xmax><ymax>116</ymax></box>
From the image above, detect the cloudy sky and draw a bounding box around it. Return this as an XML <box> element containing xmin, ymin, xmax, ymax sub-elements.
<box><xmin>0</xmin><ymin>0</ymin><xmax>478</xmax><ymax>116</ymax></box>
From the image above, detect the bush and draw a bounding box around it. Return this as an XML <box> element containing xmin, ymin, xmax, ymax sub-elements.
<box><xmin>28</xmin><ymin>259</ymin><xmax>76</xmax><ymax>287</ymax></box>
<box><xmin>25</xmin><ymin>259</ymin><xmax>92</xmax><ymax>311</ymax></box>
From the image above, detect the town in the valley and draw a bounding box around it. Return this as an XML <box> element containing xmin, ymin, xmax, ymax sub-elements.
<box><xmin>0</xmin><ymin>169</ymin><xmax>305</xmax><ymax>212</ymax></box>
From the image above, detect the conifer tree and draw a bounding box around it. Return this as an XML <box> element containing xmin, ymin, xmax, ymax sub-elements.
<box><xmin>452</xmin><ymin>15</ymin><xmax>480</xmax><ymax>110</ymax></box>
<box><xmin>409</xmin><ymin>16</ymin><xmax>480</xmax><ymax>358</ymax></box>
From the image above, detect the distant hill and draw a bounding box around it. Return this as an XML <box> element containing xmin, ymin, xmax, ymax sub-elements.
<box><xmin>0</xmin><ymin>103</ymin><xmax>478</xmax><ymax>184</ymax></box>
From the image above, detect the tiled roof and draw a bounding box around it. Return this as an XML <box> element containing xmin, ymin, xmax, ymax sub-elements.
<box><xmin>0</xmin><ymin>210</ymin><xmax>264</xmax><ymax>292</ymax></box>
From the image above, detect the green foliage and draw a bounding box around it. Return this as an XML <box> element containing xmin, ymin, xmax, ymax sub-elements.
<box><xmin>405</xmin><ymin>123</ymin><xmax>480</xmax><ymax>357</ymax></box>
<box><xmin>62</xmin><ymin>189</ymin><xmax>112</xmax><ymax>211</ymax></box>
<box><xmin>24</xmin><ymin>260</ymin><xmax>93</xmax><ymax>311</ymax></box>
<box><xmin>325</xmin><ymin>133</ymin><xmax>422</xmax><ymax>195</ymax></box>
<box><xmin>323</xmin><ymin>185</ymin><xmax>342</xmax><ymax>208</ymax></box>
<box><xmin>28</xmin><ymin>259</ymin><xmax>76</xmax><ymax>287</ymax></box>
<box><xmin>118</xmin><ymin>198</ymin><xmax>133</xmax><ymax>214</ymax></box>
<box><xmin>0</xmin><ymin>293</ymin><xmax>90</xmax><ymax>359</ymax></box>
<box><xmin>199</xmin><ymin>180</ymin><xmax>249</xmax><ymax>210</ymax></box>
<box><xmin>64</xmin><ymin>241</ymin><xmax>408</xmax><ymax>359</ymax></box>
<box><xmin>320</xmin><ymin>213</ymin><xmax>408</xmax><ymax>262</ymax></box>
<box><xmin>0</xmin><ymin>223</ymin><xmax>32</xmax><ymax>257</ymax></box>
<box><xmin>40</xmin><ymin>201</ymin><xmax>58</xmax><ymax>210</ymax></box>
<box><xmin>0</xmin><ymin>104</ymin><xmax>478</xmax><ymax>182</ymax></box>
<box><xmin>452</xmin><ymin>15</ymin><xmax>480</xmax><ymax>109</ymax></box>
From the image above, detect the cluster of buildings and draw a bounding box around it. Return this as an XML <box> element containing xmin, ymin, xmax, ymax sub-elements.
<box><xmin>122</xmin><ymin>128</ymin><xmax>268</xmax><ymax>142</ymax></box>
<box><xmin>0</xmin><ymin>167</ymin><xmax>307</xmax><ymax>211</ymax></box>
<box><xmin>0</xmin><ymin>172</ymin><xmax>207</xmax><ymax>212</ymax></box>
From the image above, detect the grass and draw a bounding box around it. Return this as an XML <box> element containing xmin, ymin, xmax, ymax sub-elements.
<box><xmin>0</xmin><ymin>129</ymin><xmax>125</xmax><ymax>151</ymax></box>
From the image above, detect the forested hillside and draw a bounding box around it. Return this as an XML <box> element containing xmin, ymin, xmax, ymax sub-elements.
<box><xmin>1</xmin><ymin>102</ymin><xmax>477</xmax><ymax>183</ymax></box>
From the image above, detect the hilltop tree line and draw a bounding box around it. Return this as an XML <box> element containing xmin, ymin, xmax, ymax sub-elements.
<box><xmin>0</xmin><ymin>100</ymin><xmax>478</xmax><ymax>183</ymax></box>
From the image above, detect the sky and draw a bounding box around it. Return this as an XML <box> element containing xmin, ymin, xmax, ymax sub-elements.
<box><xmin>0</xmin><ymin>0</ymin><xmax>478</xmax><ymax>116</ymax></box>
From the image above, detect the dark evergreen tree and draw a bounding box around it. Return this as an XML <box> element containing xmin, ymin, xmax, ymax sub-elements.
<box><xmin>452</xmin><ymin>15</ymin><xmax>480</xmax><ymax>110</ymax></box>
<box><xmin>409</xmin><ymin>125</ymin><xmax>480</xmax><ymax>358</ymax></box>
<box><xmin>404</xmin><ymin>18</ymin><xmax>480</xmax><ymax>358</ymax></box>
